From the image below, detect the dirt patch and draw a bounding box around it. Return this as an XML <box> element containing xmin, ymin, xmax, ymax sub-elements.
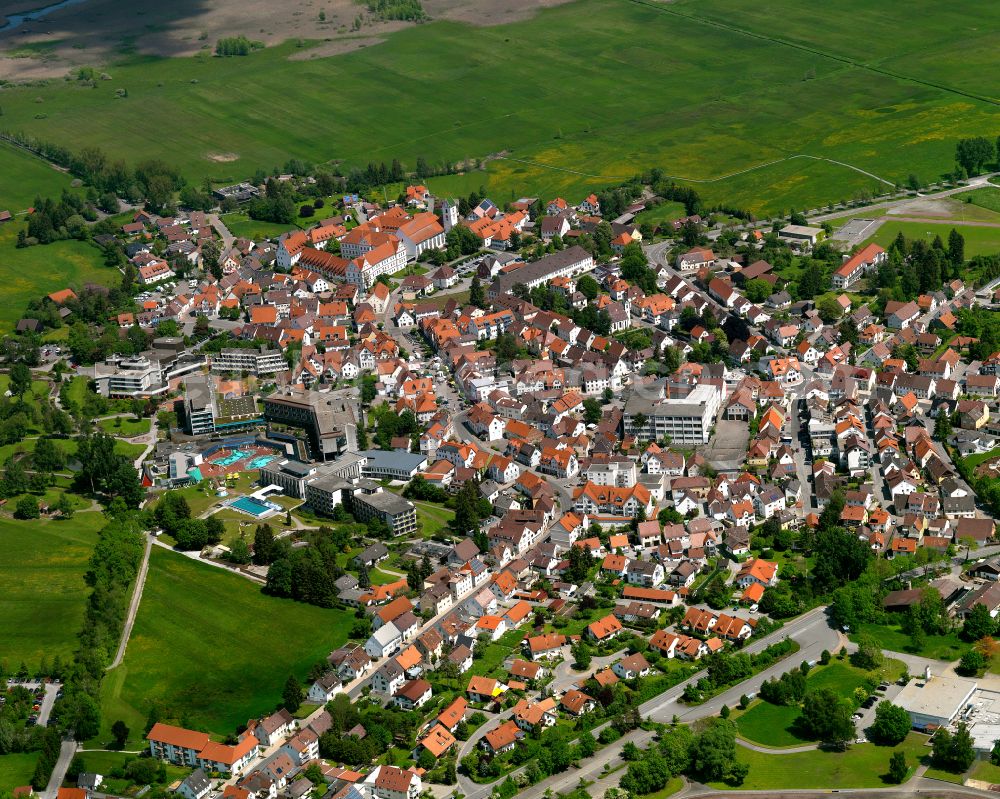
<box><xmin>423</xmin><ymin>0</ymin><xmax>577</xmax><ymax>25</ymax></box>
<box><xmin>886</xmin><ymin>196</ymin><xmax>966</xmax><ymax>218</ymax></box>
<box><xmin>286</xmin><ymin>34</ymin><xmax>391</xmax><ymax>60</ymax></box>
<box><xmin>0</xmin><ymin>0</ymin><xmax>578</xmax><ymax>80</ymax></box>
<box><xmin>206</xmin><ymin>152</ymin><xmax>240</xmax><ymax>163</ymax></box>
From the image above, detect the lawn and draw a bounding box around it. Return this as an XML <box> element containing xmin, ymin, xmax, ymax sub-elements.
<box><xmin>220</xmin><ymin>213</ymin><xmax>299</xmax><ymax>242</ymax></box>
<box><xmin>735</xmin><ymin>701</ymin><xmax>806</xmax><ymax>748</ymax></box>
<box><xmin>866</xmin><ymin>219</ymin><xmax>1000</xmax><ymax>258</ymax></box>
<box><xmin>711</xmin><ymin>732</ymin><xmax>930</xmax><ymax>790</ymax></box>
<box><xmin>963</xmin><ymin>187</ymin><xmax>1000</xmax><ymax>215</ymax></box>
<box><xmin>410</xmin><ymin>499</ymin><xmax>455</xmax><ymax>537</ymax></box>
<box><xmin>97</xmin><ymin>416</ymin><xmax>151</xmax><ymax>438</ymax></box>
<box><xmin>735</xmin><ymin>659</ymin><xmax>906</xmax><ymax>748</ymax></box>
<box><xmin>634</xmin><ymin>201</ymin><xmax>689</xmax><ymax>230</ymax></box>
<box><xmin>99</xmin><ymin>546</ymin><xmax>355</xmax><ymax>744</ymax></box>
<box><xmin>0</xmin><ymin>141</ymin><xmax>76</xmax><ymax>212</ymax></box>
<box><xmin>149</xmin><ymin>481</ymin><xmax>227</xmax><ymax>518</ymax></box>
<box><xmin>73</xmin><ymin>750</ymin><xmax>190</xmax><ymax>794</ymax></box>
<box><xmin>371</xmin><ymin>566</ymin><xmax>402</xmax><ymax>586</ymax></box>
<box><xmin>970</xmin><ymin>759</ymin><xmax>1000</xmax><ymax>785</ymax></box>
<box><xmin>0</xmin><ymin>223</ymin><xmax>117</xmax><ymax>333</ymax></box>
<box><xmin>0</xmin><ymin>374</ymin><xmax>51</xmax><ymax>406</ymax></box>
<box><xmin>0</xmin><ymin>511</ymin><xmax>106</xmax><ymax>670</ymax></box>
<box><xmin>0</xmin><ymin>434</ymin><xmax>146</xmax><ymax>466</ymax></box>
<box><xmin>638</xmin><ymin>776</ymin><xmax>684</xmax><ymax>799</ymax></box>
<box><xmin>0</xmin><ymin>0</ymin><xmax>997</xmax><ymax>217</ymax></box>
<box><xmin>961</xmin><ymin>448</ymin><xmax>1000</xmax><ymax>472</ymax></box>
<box><xmin>0</xmin><ymin>752</ymin><xmax>42</xmax><ymax>791</ymax></box>
<box><xmin>924</xmin><ymin>764</ymin><xmax>968</xmax><ymax>784</ymax></box>
<box><xmin>851</xmin><ymin>623</ymin><xmax>967</xmax><ymax>662</ymax></box>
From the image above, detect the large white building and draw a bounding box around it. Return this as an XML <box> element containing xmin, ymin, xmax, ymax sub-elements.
<box><xmin>622</xmin><ymin>384</ymin><xmax>722</xmax><ymax>445</ymax></box>
<box><xmin>210</xmin><ymin>346</ymin><xmax>287</xmax><ymax>376</ymax></box>
<box><xmin>895</xmin><ymin>671</ymin><xmax>977</xmax><ymax>731</ymax></box>
<box><xmin>487</xmin><ymin>246</ymin><xmax>594</xmax><ymax>298</ymax></box>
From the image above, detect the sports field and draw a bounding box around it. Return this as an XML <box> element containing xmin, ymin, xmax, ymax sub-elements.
<box><xmin>0</xmin><ymin>511</ymin><xmax>106</xmax><ymax>669</ymax></box>
<box><xmin>0</xmin><ymin>0</ymin><xmax>997</xmax><ymax>215</ymax></box>
<box><xmin>99</xmin><ymin>546</ymin><xmax>354</xmax><ymax>744</ymax></box>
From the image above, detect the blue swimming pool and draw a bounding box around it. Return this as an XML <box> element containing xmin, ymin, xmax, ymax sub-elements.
<box><xmin>229</xmin><ymin>495</ymin><xmax>279</xmax><ymax>518</ymax></box>
<box><xmin>215</xmin><ymin>449</ymin><xmax>255</xmax><ymax>467</ymax></box>
<box><xmin>247</xmin><ymin>455</ymin><xmax>277</xmax><ymax>469</ymax></box>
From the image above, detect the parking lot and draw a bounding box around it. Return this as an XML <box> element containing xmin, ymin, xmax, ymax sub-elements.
<box><xmin>4</xmin><ymin>679</ymin><xmax>62</xmax><ymax>727</ymax></box>
<box><xmin>852</xmin><ymin>676</ymin><xmax>905</xmax><ymax>741</ymax></box>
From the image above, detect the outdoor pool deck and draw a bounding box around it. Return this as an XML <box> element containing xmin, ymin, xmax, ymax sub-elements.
<box><xmin>227</xmin><ymin>495</ymin><xmax>281</xmax><ymax>519</ymax></box>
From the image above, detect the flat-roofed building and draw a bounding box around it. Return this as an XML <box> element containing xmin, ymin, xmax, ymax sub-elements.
<box><xmin>360</xmin><ymin>449</ymin><xmax>428</xmax><ymax>480</ymax></box>
<box><xmin>622</xmin><ymin>384</ymin><xmax>721</xmax><ymax>445</ymax></box>
<box><xmin>895</xmin><ymin>671</ymin><xmax>977</xmax><ymax>731</ymax></box>
<box><xmin>260</xmin><ymin>458</ymin><xmax>318</xmax><ymax>498</ymax></box>
<box><xmin>350</xmin><ymin>489</ymin><xmax>417</xmax><ymax>537</ymax></box>
<box><xmin>262</xmin><ymin>388</ymin><xmax>358</xmax><ymax>461</ymax></box>
<box><xmin>211</xmin><ymin>346</ymin><xmax>287</xmax><ymax>376</ymax></box>
<box><xmin>305</xmin><ymin>472</ymin><xmax>354</xmax><ymax>516</ymax></box>
<box><xmin>179</xmin><ymin>374</ymin><xmax>216</xmax><ymax>436</ymax></box>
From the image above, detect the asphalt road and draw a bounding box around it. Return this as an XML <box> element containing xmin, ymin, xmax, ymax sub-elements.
<box><xmin>42</xmin><ymin>739</ymin><xmax>78</xmax><ymax>799</ymax></box>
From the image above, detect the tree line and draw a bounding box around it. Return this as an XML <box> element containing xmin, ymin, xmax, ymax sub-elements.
<box><xmin>53</xmin><ymin>514</ymin><xmax>145</xmax><ymax>750</ymax></box>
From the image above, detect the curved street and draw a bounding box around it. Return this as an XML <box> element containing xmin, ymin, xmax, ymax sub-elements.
<box><xmin>457</xmin><ymin>606</ymin><xmax>840</xmax><ymax>799</ymax></box>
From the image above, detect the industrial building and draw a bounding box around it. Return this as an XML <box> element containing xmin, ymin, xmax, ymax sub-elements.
<box><xmin>894</xmin><ymin>671</ymin><xmax>977</xmax><ymax>731</ymax></box>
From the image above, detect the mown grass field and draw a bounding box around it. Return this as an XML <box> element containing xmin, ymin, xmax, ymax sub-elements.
<box><xmin>99</xmin><ymin>546</ymin><xmax>354</xmax><ymax>744</ymax></box>
<box><xmin>712</xmin><ymin>732</ymin><xmax>929</xmax><ymax>790</ymax></box>
<box><xmin>866</xmin><ymin>219</ymin><xmax>1000</xmax><ymax>258</ymax></box>
<box><xmin>850</xmin><ymin>623</ymin><xmax>967</xmax><ymax>662</ymax></box>
<box><xmin>0</xmin><ymin>435</ymin><xmax>146</xmax><ymax>467</ymax></box>
<box><xmin>96</xmin><ymin>415</ymin><xmax>151</xmax><ymax>437</ymax></box>
<box><xmin>0</xmin><ymin>511</ymin><xmax>106</xmax><ymax>669</ymax></box>
<box><xmin>963</xmin><ymin>187</ymin><xmax>1000</xmax><ymax>214</ymax></box>
<box><xmin>735</xmin><ymin>659</ymin><xmax>906</xmax><ymax>748</ymax></box>
<box><xmin>0</xmin><ymin>751</ymin><xmax>42</xmax><ymax>791</ymax></box>
<box><xmin>0</xmin><ymin>0</ymin><xmax>997</xmax><ymax>216</ymax></box>
<box><xmin>0</xmin><ymin>222</ymin><xmax>116</xmax><ymax>333</ymax></box>
<box><xmin>0</xmin><ymin>141</ymin><xmax>76</xmax><ymax>211</ymax></box>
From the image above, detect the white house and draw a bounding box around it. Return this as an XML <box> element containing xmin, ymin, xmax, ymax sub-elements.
<box><xmin>365</xmin><ymin>623</ymin><xmax>403</xmax><ymax>659</ymax></box>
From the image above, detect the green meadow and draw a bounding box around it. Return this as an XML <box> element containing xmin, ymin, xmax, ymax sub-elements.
<box><xmin>0</xmin><ymin>0</ymin><xmax>997</xmax><ymax>215</ymax></box>
<box><xmin>0</xmin><ymin>141</ymin><xmax>76</xmax><ymax>212</ymax></box>
<box><xmin>0</xmin><ymin>222</ymin><xmax>116</xmax><ymax>333</ymax></box>
<box><xmin>866</xmin><ymin>219</ymin><xmax>1000</xmax><ymax>258</ymax></box>
<box><xmin>0</xmin><ymin>511</ymin><xmax>106</xmax><ymax>669</ymax></box>
<box><xmin>712</xmin><ymin>733</ymin><xmax>929</xmax><ymax>790</ymax></box>
<box><xmin>0</xmin><ymin>752</ymin><xmax>42</xmax><ymax>791</ymax></box>
<box><xmin>99</xmin><ymin>546</ymin><xmax>354</xmax><ymax>744</ymax></box>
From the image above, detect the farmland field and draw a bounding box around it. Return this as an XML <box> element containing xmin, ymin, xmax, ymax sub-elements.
<box><xmin>0</xmin><ymin>0</ymin><xmax>996</xmax><ymax>216</ymax></box>
<box><xmin>99</xmin><ymin>546</ymin><xmax>354</xmax><ymax>745</ymax></box>
<box><xmin>0</xmin><ymin>511</ymin><xmax>106</xmax><ymax>669</ymax></box>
